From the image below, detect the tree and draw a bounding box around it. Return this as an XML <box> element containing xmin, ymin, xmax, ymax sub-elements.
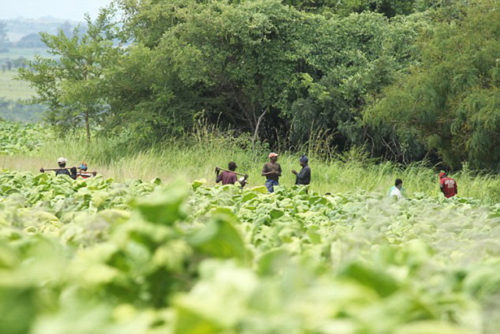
<box><xmin>108</xmin><ymin>0</ymin><xmax>311</xmax><ymax>142</ymax></box>
<box><xmin>19</xmin><ymin>11</ymin><xmax>120</xmax><ymax>142</ymax></box>
<box><xmin>107</xmin><ymin>0</ymin><xmax>430</xmax><ymax>153</ymax></box>
<box><xmin>283</xmin><ymin>0</ymin><xmax>424</xmax><ymax>17</ymax></box>
<box><xmin>278</xmin><ymin>11</ymin><xmax>428</xmax><ymax>153</ymax></box>
<box><xmin>366</xmin><ymin>0</ymin><xmax>500</xmax><ymax>170</ymax></box>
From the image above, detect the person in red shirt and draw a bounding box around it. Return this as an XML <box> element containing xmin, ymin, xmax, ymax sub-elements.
<box><xmin>439</xmin><ymin>172</ymin><xmax>458</xmax><ymax>198</ymax></box>
<box><xmin>216</xmin><ymin>162</ymin><xmax>238</xmax><ymax>185</ymax></box>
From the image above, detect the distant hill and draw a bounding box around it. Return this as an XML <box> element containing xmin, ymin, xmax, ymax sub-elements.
<box><xmin>5</xmin><ymin>17</ymin><xmax>79</xmax><ymax>43</ymax></box>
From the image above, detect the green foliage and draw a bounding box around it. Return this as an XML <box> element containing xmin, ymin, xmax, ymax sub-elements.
<box><xmin>367</xmin><ymin>0</ymin><xmax>500</xmax><ymax>170</ymax></box>
<box><xmin>1</xmin><ymin>121</ymin><xmax>498</xmax><ymax>202</ymax></box>
<box><xmin>107</xmin><ymin>0</ymin><xmax>431</xmax><ymax>149</ymax></box>
<box><xmin>18</xmin><ymin>12</ymin><xmax>121</xmax><ymax>141</ymax></box>
<box><xmin>16</xmin><ymin>0</ymin><xmax>500</xmax><ymax>169</ymax></box>
<box><xmin>0</xmin><ymin>121</ymin><xmax>51</xmax><ymax>154</ymax></box>
<box><xmin>0</xmin><ymin>171</ymin><xmax>499</xmax><ymax>332</ymax></box>
<box><xmin>280</xmin><ymin>11</ymin><xmax>429</xmax><ymax>148</ymax></box>
<box><xmin>109</xmin><ymin>0</ymin><xmax>310</xmax><ymax>138</ymax></box>
<box><xmin>283</xmin><ymin>0</ymin><xmax>421</xmax><ymax>16</ymax></box>
<box><xmin>0</xmin><ymin>98</ymin><xmax>44</xmax><ymax>122</ymax></box>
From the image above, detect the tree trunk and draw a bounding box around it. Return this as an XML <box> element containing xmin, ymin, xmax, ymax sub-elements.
<box><xmin>252</xmin><ymin>107</ymin><xmax>269</xmax><ymax>150</ymax></box>
<box><xmin>85</xmin><ymin>109</ymin><xmax>91</xmax><ymax>143</ymax></box>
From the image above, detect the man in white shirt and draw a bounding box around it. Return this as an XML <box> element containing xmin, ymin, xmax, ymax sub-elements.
<box><xmin>389</xmin><ymin>178</ymin><xmax>403</xmax><ymax>200</ymax></box>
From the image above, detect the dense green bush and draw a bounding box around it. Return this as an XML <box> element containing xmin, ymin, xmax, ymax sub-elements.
<box><xmin>367</xmin><ymin>0</ymin><xmax>500</xmax><ymax>170</ymax></box>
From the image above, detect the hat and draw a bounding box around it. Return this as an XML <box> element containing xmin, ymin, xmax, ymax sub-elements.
<box><xmin>439</xmin><ymin>172</ymin><xmax>446</xmax><ymax>178</ymax></box>
<box><xmin>300</xmin><ymin>155</ymin><xmax>308</xmax><ymax>163</ymax></box>
<box><xmin>57</xmin><ymin>157</ymin><xmax>67</xmax><ymax>164</ymax></box>
<box><xmin>268</xmin><ymin>152</ymin><xmax>278</xmax><ymax>159</ymax></box>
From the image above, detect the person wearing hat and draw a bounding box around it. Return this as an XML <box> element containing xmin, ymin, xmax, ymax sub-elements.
<box><xmin>216</xmin><ymin>161</ymin><xmax>239</xmax><ymax>185</ymax></box>
<box><xmin>439</xmin><ymin>172</ymin><xmax>457</xmax><ymax>198</ymax></box>
<box><xmin>55</xmin><ymin>157</ymin><xmax>77</xmax><ymax>179</ymax></box>
<box><xmin>262</xmin><ymin>152</ymin><xmax>282</xmax><ymax>193</ymax></box>
<box><xmin>292</xmin><ymin>155</ymin><xmax>311</xmax><ymax>186</ymax></box>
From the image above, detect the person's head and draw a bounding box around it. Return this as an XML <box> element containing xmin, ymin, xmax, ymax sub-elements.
<box><xmin>228</xmin><ymin>161</ymin><xmax>237</xmax><ymax>171</ymax></box>
<box><xmin>80</xmin><ymin>162</ymin><xmax>88</xmax><ymax>171</ymax></box>
<box><xmin>439</xmin><ymin>172</ymin><xmax>447</xmax><ymax>179</ymax></box>
<box><xmin>268</xmin><ymin>152</ymin><xmax>278</xmax><ymax>162</ymax></box>
<box><xmin>299</xmin><ymin>155</ymin><xmax>308</xmax><ymax>167</ymax></box>
<box><xmin>395</xmin><ymin>178</ymin><xmax>403</xmax><ymax>189</ymax></box>
<box><xmin>57</xmin><ymin>157</ymin><xmax>67</xmax><ymax>168</ymax></box>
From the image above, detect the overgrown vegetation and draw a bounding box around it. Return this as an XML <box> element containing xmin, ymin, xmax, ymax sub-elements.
<box><xmin>1</xmin><ymin>121</ymin><xmax>499</xmax><ymax>203</ymax></box>
<box><xmin>17</xmin><ymin>0</ymin><xmax>499</xmax><ymax>171</ymax></box>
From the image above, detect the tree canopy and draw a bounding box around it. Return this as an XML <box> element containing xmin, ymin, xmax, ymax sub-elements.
<box><xmin>20</xmin><ymin>0</ymin><xmax>500</xmax><ymax>170</ymax></box>
<box><xmin>367</xmin><ymin>0</ymin><xmax>499</xmax><ymax>170</ymax></box>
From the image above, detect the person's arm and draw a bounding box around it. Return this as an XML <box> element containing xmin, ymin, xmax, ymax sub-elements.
<box><xmin>440</xmin><ymin>180</ymin><xmax>445</xmax><ymax>193</ymax></box>
<box><xmin>262</xmin><ymin>164</ymin><xmax>270</xmax><ymax>176</ymax></box>
<box><xmin>296</xmin><ymin>168</ymin><xmax>304</xmax><ymax>183</ymax></box>
<box><xmin>215</xmin><ymin>167</ymin><xmax>222</xmax><ymax>183</ymax></box>
<box><xmin>277</xmin><ymin>164</ymin><xmax>282</xmax><ymax>177</ymax></box>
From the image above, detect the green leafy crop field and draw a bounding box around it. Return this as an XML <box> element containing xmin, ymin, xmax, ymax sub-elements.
<box><xmin>0</xmin><ymin>122</ymin><xmax>51</xmax><ymax>154</ymax></box>
<box><xmin>0</xmin><ymin>170</ymin><xmax>499</xmax><ymax>333</ymax></box>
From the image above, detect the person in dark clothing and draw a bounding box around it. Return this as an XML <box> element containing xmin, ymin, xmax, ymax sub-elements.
<box><xmin>216</xmin><ymin>161</ymin><xmax>238</xmax><ymax>185</ymax></box>
<box><xmin>262</xmin><ymin>152</ymin><xmax>282</xmax><ymax>193</ymax></box>
<box><xmin>292</xmin><ymin>155</ymin><xmax>311</xmax><ymax>185</ymax></box>
<box><xmin>54</xmin><ymin>157</ymin><xmax>77</xmax><ymax>179</ymax></box>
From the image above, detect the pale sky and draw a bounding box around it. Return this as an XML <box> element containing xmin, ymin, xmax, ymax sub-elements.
<box><xmin>0</xmin><ymin>0</ymin><xmax>113</xmax><ymax>20</ymax></box>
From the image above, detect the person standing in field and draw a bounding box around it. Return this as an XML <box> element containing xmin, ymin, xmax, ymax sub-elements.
<box><xmin>262</xmin><ymin>152</ymin><xmax>281</xmax><ymax>193</ymax></box>
<box><xmin>439</xmin><ymin>172</ymin><xmax>458</xmax><ymax>198</ymax></box>
<box><xmin>216</xmin><ymin>162</ymin><xmax>238</xmax><ymax>185</ymax></box>
<box><xmin>292</xmin><ymin>155</ymin><xmax>311</xmax><ymax>186</ymax></box>
<box><xmin>51</xmin><ymin>157</ymin><xmax>77</xmax><ymax>179</ymax></box>
<box><xmin>389</xmin><ymin>178</ymin><xmax>403</xmax><ymax>200</ymax></box>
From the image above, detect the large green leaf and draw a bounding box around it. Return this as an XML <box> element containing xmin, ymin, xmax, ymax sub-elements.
<box><xmin>188</xmin><ymin>208</ymin><xmax>251</xmax><ymax>262</ymax></box>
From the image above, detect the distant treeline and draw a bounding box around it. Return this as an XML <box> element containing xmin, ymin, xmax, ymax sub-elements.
<box><xmin>18</xmin><ymin>0</ymin><xmax>500</xmax><ymax>171</ymax></box>
<box><xmin>1</xmin><ymin>57</ymin><xmax>29</xmax><ymax>71</ymax></box>
<box><xmin>0</xmin><ymin>98</ymin><xmax>44</xmax><ymax>122</ymax></box>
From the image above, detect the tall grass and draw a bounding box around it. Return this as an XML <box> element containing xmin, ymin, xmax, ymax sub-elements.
<box><xmin>1</xmin><ymin>128</ymin><xmax>499</xmax><ymax>203</ymax></box>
